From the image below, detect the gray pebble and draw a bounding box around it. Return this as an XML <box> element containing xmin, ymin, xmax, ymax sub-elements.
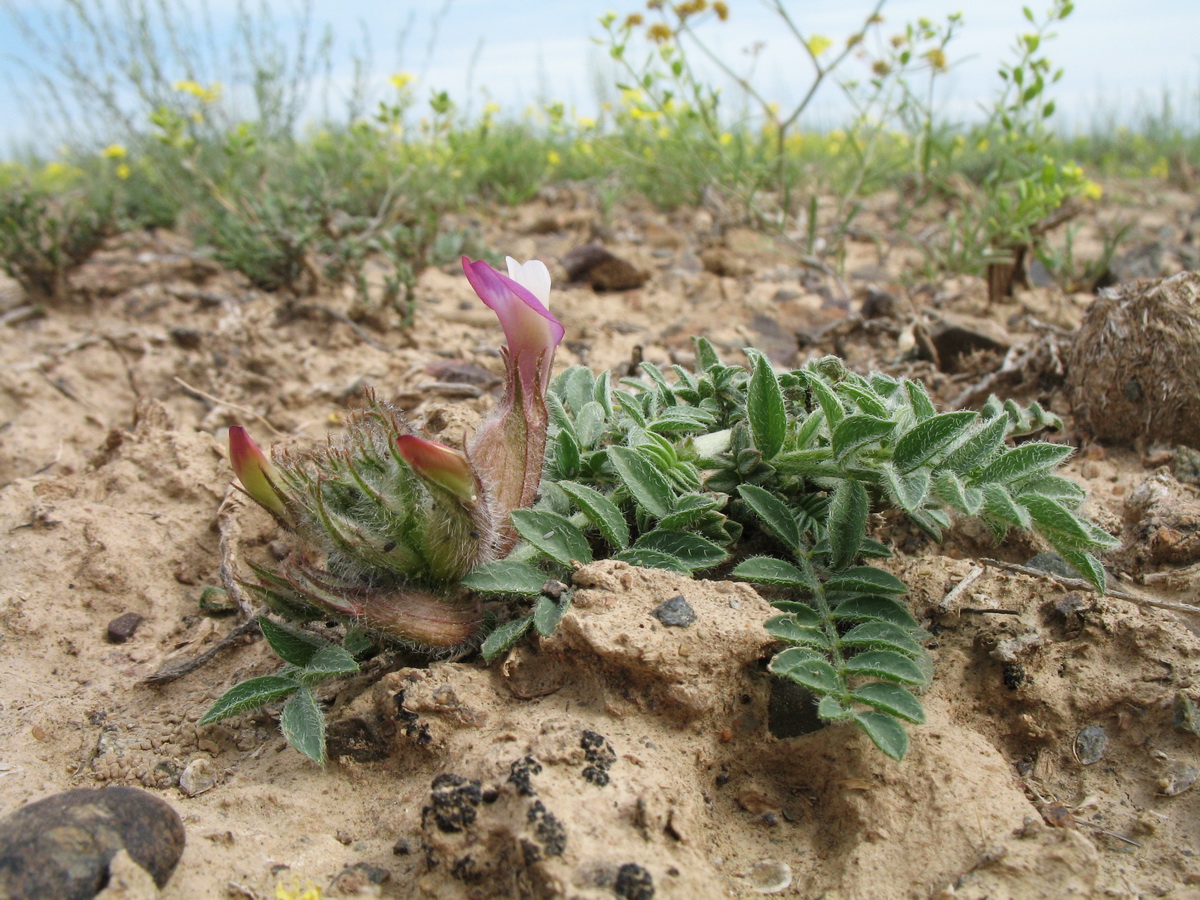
<box><xmin>1075</xmin><ymin>725</ymin><xmax>1108</xmax><ymax>765</ymax></box>
<box><xmin>106</xmin><ymin>613</ymin><xmax>144</xmax><ymax>644</ymax></box>
<box><xmin>651</xmin><ymin>595</ymin><xmax>696</xmax><ymax>628</ymax></box>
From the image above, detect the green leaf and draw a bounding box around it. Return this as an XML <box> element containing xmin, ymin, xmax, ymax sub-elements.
<box><xmin>200</xmin><ymin>674</ymin><xmax>301</xmax><ymax>725</ymax></box>
<box><xmin>852</xmin><ymin>682</ymin><xmax>926</xmax><ymax>724</ymax></box>
<box><xmin>904</xmin><ymin>379</ymin><xmax>937</xmax><ymax>420</ymax></box>
<box><xmin>855</xmin><ymin>710</ymin><xmax>909</xmax><ymax>760</ymax></box>
<box><xmin>634</xmin><ymin>530</ymin><xmax>728</xmax><ymax>570</ymax></box>
<box><xmin>733</xmin><ymin>556</ymin><xmax>816</xmax><ymax>589</ymax></box>
<box><xmin>977</xmin><ymin>442</ymin><xmax>1074</xmax><ymax>486</ymax></box>
<box><xmin>832</xmin><ymin>414</ymin><xmax>895</xmax><ymax>460</ymax></box>
<box><xmin>943</xmin><ymin>414</ymin><xmax>1009</xmax><ymax>474</ymax></box>
<box><xmin>609</xmin><ymin>446</ymin><xmax>675</xmax><ymax>518</ymax></box>
<box><xmin>981</xmin><ymin>483</ymin><xmax>1032</xmax><ymax>529</ymax></box>
<box><xmin>613</xmin><ymin>547</ymin><xmax>693</xmax><ymax>573</ymax></box>
<box><xmin>738</xmin><ymin>484</ymin><xmax>802</xmax><ymax>551</ymax></box>
<box><xmin>893</xmin><ymin>411</ymin><xmax>977</xmax><ymax>473</ymax></box>
<box><xmin>764</xmin><ymin>615</ymin><xmax>830</xmax><ymax>649</ymax></box>
<box><xmin>461</xmin><ymin>559</ymin><xmax>549</xmax><ymax>595</ymax></box>
<box><xmin>817</xmin><ymin>695</ymin><xmax>851</xmax><ymax>720</ymax></box>
<box><xmin>562</xmin><ymin>365</ymin><xmax>595</xmax><ymax>415</ymax></box>
<box><xmin>481</xmin><ymin>616</ymin><xmax>533</xmax><ymax>661</ymax></box>
<box><xmin>511</xmin><ymin>510</ymin><xmax>593</xmax><ymax>567</ymax></box>
<box><xmin>1018</xmin><ymin>475</ymin><xmax>1086</xmax><ymax>506</ymax></box>
<box><xmin>1020</xmin><ymin>494</ymin><xmax>1112</xmax><ymax>550</ymax></box>
<box><xmin>832</xmin><ymin>595</ymin><xmax>919</xmax><ymax>629</ymax></box>
<box><xmin>257</xmin><ymin>616</ymin><xmax>328</xmax><ymax>667</ymax></box>
<box><xmin>559</xmin><ymin>481</ymin><xmax>630</xmax><ymax>550</ymax></box>
<box><xmin>552</xmin><ymin>428</ymin><xmax>581</xmax><ymax>478</ymax></box>
<box><xmin>342</xmin><ymin>627</ymin><xmax>377</xmax><ymax>661</ymax></box>
<box><xmin>934</xmin><ymin>470</ymin><xmax>973</xmax><ymax>513</ymax></box>
<box><xmin>881</xmin><ymin>463</ymin><xmax>931</xmax><ymax>513</ymax></box>
<box><xmin>694</xmin><ymin>336</ymin><xmax>722</xmax><ymax>370</ymax></box>
<box><xmin>593</xmin><ymin>370</ymin><xmax>614</xmax><ymax>418</ymax></box>
<box><xmin>825</xmin><ymin>566</ymin><xmax>907</xmax><ymax>597</ymax></box>
<box><xmin>843</xmin><ymin>650</ymin><xmax>927</xmax><ymax>685</ymax></box>
<box><xmin>297</xmin><ymin>645</ymin><xmax>360</xmax><ymax>684</ymax></box>
<box><xmin>747</xmin><ymin>352</ymin><xmax>786</xmax><ymax>459</ymax></box>
<box><xmin>841</xmin><ymin>622</ymin><xmax>925</xmax><ymax>658</ymax></box>
<box><xmin>657</xmin><ymin>494</ymin><xmax>723</xmax><ymax>530</ymax></box>
<box><xmin>828</xmin><ymin>480</ymin><xmax>869</xmax><ymax>570</ymax></box>
<box><xmin>804</xmin><ymin>372</ymin><xmax>845</xmax><ymax>429</ymax></box>
<box><xmin>1053</xmin><ymin>548</ymin><xmax>1108</xmax><ymax>593</ymax></box>
<box><xmin>534</xmin><ymin>594</ymin><xmax>570</xmax><ymax>637</ymax></box>
<box><xmin>281</xmin><ymin>686</ymin><xmax>327</xmax><ymax>765</ymax></box>
<box><xmin>768</xmin><ymin>600</ymin><xmax>821</xmax><ymax>627</ymax></box>
<box><xmin>839</xmin><ymin>383</ymin><xmax>889</xmax><ymax>419</ymax></box>
<box><xmin>770</xmin><ymin>647</ymin><xmax>841</xmax><ymax>693</ymax></box>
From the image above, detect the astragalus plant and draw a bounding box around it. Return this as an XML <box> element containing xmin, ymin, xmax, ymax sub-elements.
<box><xmin>208</xmin><ymin>256</ymin><xmax>1115</xmax><ymax>763</ymax></box>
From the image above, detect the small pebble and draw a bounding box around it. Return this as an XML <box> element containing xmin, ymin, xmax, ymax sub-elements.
<box><xmin>651</xmin><ymin>595</ymin><xmax>696</xmax><ymax>628</ymax></box>
<box><xmin>747</xmin><ymin>860</ymin><xmax>792</xmax><ymax>894</ymax></box>
<box><xmin>1159</xmin><ymin>762</ymin><xmax>1199</xmax><ymax>796</ymax></box>
<box><xmin>179</xmin><ymin>758</ymin><xmax>217</xmax><ymax>797</ymax></box>
<box><xmin>1075</xmin><ymin>725</ymin><xmax>1108</xmax><ymax>765</ymax></box>
<box><xmin>106</xmin><ymin>613</ymin><xmax>144</xmax><ymax>644</ymax></box>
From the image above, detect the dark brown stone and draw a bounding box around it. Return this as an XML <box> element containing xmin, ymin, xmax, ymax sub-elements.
<box><xmin>0</xmin><ymin>786</ymin><xmax>185</xmax><ymax>898</ymax></box>
<box><xmin>106</xmin><ymin>612</ymin><xmax>144</xmax><ymax>643</ymax></box>
<box><xmin>560</xmin><ymin>243</ymin><xmax>647</xmax><ymax>292</ymax></box>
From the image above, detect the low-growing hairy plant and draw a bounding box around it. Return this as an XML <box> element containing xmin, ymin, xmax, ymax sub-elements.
<box><xmin>211</xmin><ymin>258</ymin><xmax>1115</xmax><ymax>763</ymax></box>
<box><xmin>0</xmin><ymin>184</ymin><xmax>113</xmax><ymax>302</ymax></box>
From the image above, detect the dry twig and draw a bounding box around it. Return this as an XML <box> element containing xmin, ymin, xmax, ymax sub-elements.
<box><xmin>980</xmin><ymin>558</ymin><xmax>1200</xmax><ymax>616</ymax></box>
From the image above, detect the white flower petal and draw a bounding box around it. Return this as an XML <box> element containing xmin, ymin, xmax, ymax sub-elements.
<box><xmin>505</xmin><ymin>256</ymin><xmax>552</xmax><ymax>307</ymax></box>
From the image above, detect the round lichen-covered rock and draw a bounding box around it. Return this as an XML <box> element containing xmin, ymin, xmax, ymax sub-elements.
<box><xmin>1068</xmin><ymin>271</ymin><xmax>1200</xmax><ymax>448</ymax></box>
<box><xmin>0</xmin><ymin>786</ymin><xmax>185</xmax><ymax>899</ymax></box>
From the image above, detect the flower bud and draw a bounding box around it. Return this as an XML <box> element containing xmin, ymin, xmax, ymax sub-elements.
<box><xmin>228</xmin><ymin>425</ymin><xmax>288</xmax><ymax>520</ymax></box>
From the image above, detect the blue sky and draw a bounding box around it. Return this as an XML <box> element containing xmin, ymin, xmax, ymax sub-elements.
<box><xmin>0</xmin><ymin>0</ymin><xmax>1196</xmax><ymax>152</ymax></box>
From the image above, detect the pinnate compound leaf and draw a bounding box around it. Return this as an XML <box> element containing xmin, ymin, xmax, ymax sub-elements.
<box><xmin>614</xmin><ymin>547</ymin><xmax>693</xmax><ymax>573</ymax></box>
<box><xmin>511</xmin><ymin>510</ymin><xmax>593</xmax><ymax>567</ymax></box>
<box><xmin>258</xmin><ymin>616</ymin><xmax>328</xmax><ymax>667</ymax></box>
<box><xmin>842</xmin><ymin>649</ymin><xmax>927</xmax><ymax>685</ymax></box>
<box><xmin>828</xmin><ymin>479</ymin><xmax>869</xmax><ymax>570</ymax></box>
<box><xmin>694</xmin><ymin>336</ymin><xmax>722</xmax><ymax>370</ymax></box>
<box><xmin>1021</xmin><ymin>494</ymin><xmax>1116</xmax><ymax>550</ymax></box>
<box><xmin>841</xmin><ymin>622</ymin><xmax>925</xmax><ymax>658</ymax></box>
<box><xmin>200</xmin><ymin>674</ymin><xmax>301</xmax><ymax>725</ymax></box>
<box><xmin>297</xmin><ymin>645</ymin><xmax>360</xmax><ymax>684</ymax></box>
<box><xmin>977</xmin><ymin>442</ymin><xmax>1073</xmax><ymax>486</ymax></box>
<box><xmin>770</xmin><ymin>647</ymin><xmax>841</xmax><ymax>694</ymax></box>
<box><xmin>733</xmin><ymin>556</ymin><xmax>816</xmax><ymax>589</ymax></box>
<box><xmin>852</xmin><ymin>682</ymin><xmax>926</xmax><ymax>724</ymax></box>
<box><xmin>609</xmin><ymin>446</ymin><xmax>674</xmax><ymax>518</ymax></box>
<box><xmin>747</xmin><ymin>352</ymin><xmax>787</xmax><ymax>459</ymax></box>
<box><xmin>824</xmin><ymin>566</ymin><xmax>907</xmax><ymax>597</ymax></box>
<box><xmin>934</xmin><ymin>470</ymin><xmax>972</xmax><ymax>513</ymax></box>
<box><xmin>534</xmin><ymin>594</ymin><xmax>570</xmax><ymax>637</ymax></box>
<box><xmin>817</xmin><ymin>695</ymin><xmax>851</xmax><ymax>720</ymax></box>
<box><xmin>559</xmin><ymin>481</ymin><xmax>630</xmax><ymax>549</ymax></box>
<box><xmin>281</xmin><ymin>686</ymin><xmax>327</xmax><ymax>766</ymax></box>
<box><xmin>633</xmin><ymin>530</ymin><xmax>728</xmax><ymax>570</ymax></box>
<box><xmin>764</xmin><ymin>615</ymin><xmax>830</xmax><ymax>649</ymax></box>
<box><xmin>893</xmin><ymin>411</ymin><xmax>977</xmax><ymax>473</ymax></box>
<box><xmin>832</xmin><ymin>414</ymin><xmax>895</xmax><ymax>460</ymax></box>
<box><xmin>738</xmin><ymin>484</ymin><xmax>802</xmax><ymax>551</ymax></box>
<box><xmin>855</xmin><ymin>710</ymin><xmax>910</xmax><ymax>760</ymax></box>
<box><xmin>481</xmin><ymin>616</ymin><xmax>533</xmax><ymax>661</ymax></box>
<box><xmin>461</xmin><ymin>559</ymin><xmax>549</xmax><ymax>595</ymax></box>
<box><xmin>904</xmin><ymin>379</ymin><xmax>937</xmax><ymax>421</ymax></box>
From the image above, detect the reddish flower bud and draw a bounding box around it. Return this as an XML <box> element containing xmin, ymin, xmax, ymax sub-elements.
<box><xmin>396</xmin><ymin>434</ymin><xmax>478</xmax><ymax>505</ymax></box>
<box><xmin>228</xmin><ymin>425</ymin><xmax>288</xmax><ymax>519</ymax></box>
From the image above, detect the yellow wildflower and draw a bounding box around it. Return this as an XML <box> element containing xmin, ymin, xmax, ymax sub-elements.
<box><xmin>116</xmin><ymin>163</ymin><xmax>131</xmax><ymax>180</ymax></box>
<box><xmin>1083</xmin><ymin>180</ymin><xmax>1103</xmax><ymax>200</ymax></box>
<box><xmin>173</xmin><ymin>79</ymin><xmax>221</xmax><ymax>103</ymax></box>
<box><xmin>390</xmin><ymin>72</ymin><xmax>415</xmax><ymax>90</ymax></box>
<box><xmin>547</xmin><ymin>150</ymin><xmax>562</xmax><ymax>166</ymax></box>
<box><xmin>625</xmin><ymin>13</ymin><xmax>644</xmax><ymax>27</ymax></box>
<box><xmin>576</xmin><ymin>116</ymin><xmax>596</xmax><ymax>129</ymax></box>
<box><xmin>713</xmin><ymin>1</ymin><xmax>729</xmax><ymax>21</ymax></box>
<box><xmin>276</xmin><ymin>879</ymin><xmax>322</xmax><ymax>900</ymax></box>
<box><xmin>719</xmin><ymin>131</ymin><xmax>733</xmax><ymax>146</ymax></box>
<box><xmin>647</xmin><ymin>22</ymin><xmax>673</xmax><ymax>42</ymax></box>
<box><xmin>102</xmin><ymin>143</ymin><xmax>126</xmax><ymax>159</ymax></box>
<box><xmin>806</xmin><ymin>35</ymin><xmax>832</xmax><ymax>57</ymax></box>
<box><xmin>926</xmin><ymin>48</ymin><xmax>947</xmax><ymax>71</ymax></box>
<box><xmin>1149</xmin><ymin>156</ymin><xmax>1169</xmax><ymax>179</ymax></box>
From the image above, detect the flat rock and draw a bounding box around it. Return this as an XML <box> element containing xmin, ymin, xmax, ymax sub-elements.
<box><xmin>0</xmin><ymin>786</ymin><xmax>185</xmax><ymax>899</ymax></box>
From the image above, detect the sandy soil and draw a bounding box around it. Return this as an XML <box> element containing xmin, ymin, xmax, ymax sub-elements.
<box><xmin>3</xmin><ymin>188</ymin><xmax>1200</xmax><ymax>899</ymax></box>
